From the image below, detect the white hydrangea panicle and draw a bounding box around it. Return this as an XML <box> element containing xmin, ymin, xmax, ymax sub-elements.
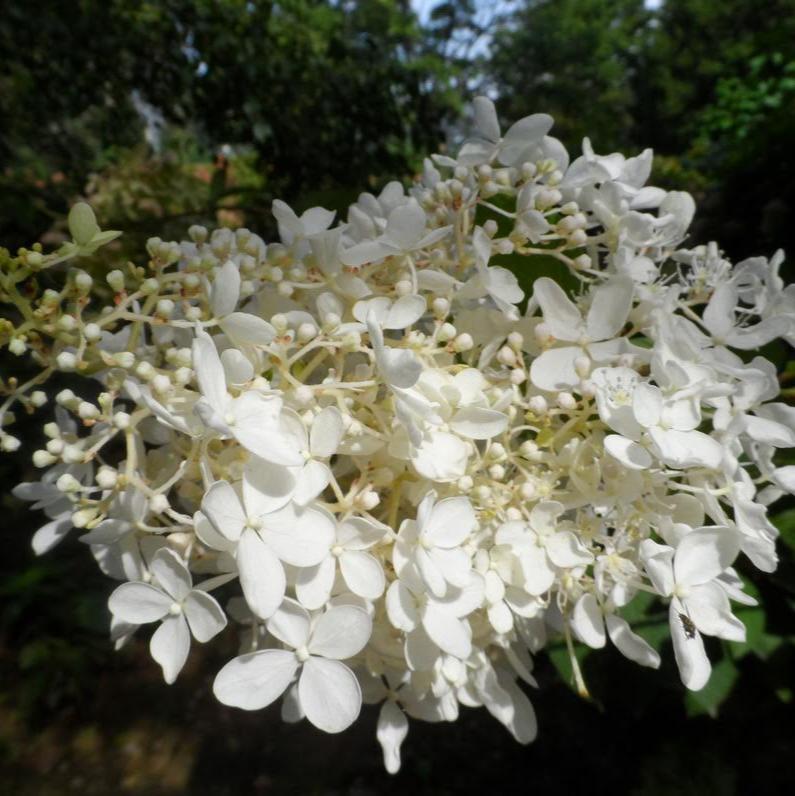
<box><xmin>5</xmin><ymin>96</ymin><xmax>795</xmax><ymax>773</ymax></box>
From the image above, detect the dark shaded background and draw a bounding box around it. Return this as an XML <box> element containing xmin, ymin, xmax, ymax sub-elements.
<box><xmin>1</xmin><ymin>1</ymin><xmax>794</xmax><ymax>793</ymax></box>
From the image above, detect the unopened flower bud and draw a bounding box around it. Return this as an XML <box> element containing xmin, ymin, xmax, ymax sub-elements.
<box><xmin>33</xmin><ymin>449</ymin><xmax>57</xmax><ymax>467</ymax></box>
<box><xmin>56</xmin><ymin>351</ymin><xmax>77</xmax><ymax>371</ymax></box>
<box><xmin>107</xmin><ymin>270</ymin><xmax>125</xmax><ymax>292</ymax></box>
<box><xmin>149</xmin><ymin>494</ymin><xmax>170</xmax><ymax>514</ymax></box>
<box><xmin>453</xmin><ymin>333</ymin><xmax>474</xmax><ymax>352</ymax></box>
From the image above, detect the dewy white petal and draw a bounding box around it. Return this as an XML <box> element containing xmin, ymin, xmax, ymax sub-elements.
<box><xmin>149</xmin><ymin>548</ymin><xmax>192</xmax><ymax>602</ymax></box>
<box><xmin>108</xmin><ymin>582</ymin><xmax>172</xmax><ymax>624</ymax></box>
<box><xmin>424</xmin><ymin>496</ymin><xmax>477</xmax><ymax>547</ymax></box>
<box><xmin>606</xmin><ymin>614</ymin><xmax>660</xmax><ymax>668</ymax></box>
<box><xmin>669</xmin><ymin>602</ymin><xmax>711</xmax><ymax>691</ymax></box>
<box><xmin>674</xmin><ymin>527</ymin><xmax>739</xmax><ymax>587</ymax></box>
<box><xmin>339</xmin><ymin>550</ymin><xmax>386</xmax><ymax>599</ymax></box>
<box><xmin>261</xmin><ymin>504</ymin><xmax>334</xmax><ymax>567</ymax></box>
<box><xmin>308</xmin><ymin>604</ymin><xmax>372</xmax><ymax>660</ymax></box>
<box><xmin>183</xmin><ymin>590</ymin><xmax>227</xmax><ymax>643</ymax></box>
<box><xmin>266</xmin><ymin>598</ymin><xmax>312</xmax><ymax>649</ymax></box>
<box><xmin>192</xmin><ymin>329</ymin><xmax>229</xmax><ymax>416</ymax></box>
<box><xmin>298</xmin><ymin>657</ymin><xmax>362</xmax><ymax>733</ymax></box>
<box><xmin>211</xmin><ymin>260</ymin><xmax>241</xmax><ymax>318</ymax></box>
<box><xmin>421</xmin><ymin>605</ymin><xmax>471</xmax><ymax>658</ymax></box>
<box><xmin>150</xmin><ymin>614</ymin><xmax>191</xmax><ymax>684</ymax></box>
<box><xmin>202</xmin><ymin>480</ymin><xmax>247</xmax><ymax>542</ymax></box>
<box><xmin>295</xmin><ymin>556</ymin><xmax>336</xmax><ymax>610</ymax></box>
<box><xmin>221</xmin><ymin>312</ymin><xmax>277</xmax><ymax>347</ymax></box>
<box><xmin>377</xmin><ymin>701</ymin><xmax>409</xmax><ymax>774</ymax></box>
<box><xmin>309</xmin><ymin>406</ymin><xmax>344</xmax><ymax>458</ymax></box>
<box><xmin>450</xmin><ymin>406</ymin><xmax>508</xmax><ymax>439</ymax></box>
<box><xmin>213</xmin><ymin>649</ymin><xmax>298</xmax><ymax>710</ymax></box>
<box><xmin>571</xmin><ymin>594</ymin><xmax>606</xmax><ymax>648</ymax></box>
<box><xmin>237</xmin><ymin>527</ymin><xmax>287</xmax><ymax>619</ymax></box>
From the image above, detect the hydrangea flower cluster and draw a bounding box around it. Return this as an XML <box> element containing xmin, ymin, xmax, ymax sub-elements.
<box><xmin>3</xmin><ymin>97</ymin><xmax>794</xmax><ymax>772</ymax></box>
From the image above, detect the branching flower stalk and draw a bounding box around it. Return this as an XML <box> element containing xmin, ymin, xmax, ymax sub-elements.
<box><xmin>2</xmin><ymin>97</ymin><xmax>795</xmax><ymax>772</ymax></box>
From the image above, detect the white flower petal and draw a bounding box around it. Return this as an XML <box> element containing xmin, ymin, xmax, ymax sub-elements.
<box><xmin>604</xmin><ymin>434</ymin><xmax>652</xmax><ymax>470</ymax></box>
<box><xmin>192</xmin><ymin>330</ymin><xmax>228</xmax><ymax>415</ymax></box>
<box><xmin>242</xmin><ymin>459</ymin><xmax>296</xmax><ymax>516</ymax></box>
<box><xmin>299</xmin><ymin>657</ymin><xmax>362</xmax><ymax>733</ymax></box>
<box><xmin>183</xmin><ymin>590</ymin><xmax>227</xmax><ymax>643</ymax></box>
<box><xmin>421</xmin><ymin>606</ymin><xmax>471</xmax><ymax>658</ymax></box>
<box><xmin>267</xmin><ymin>598</ymin><xmax>312</xmax><ymax>649</ymax></box>
<box><xmin>424</xmin><ymin>496</ymin><xmax>477</xmax><ymax>547</ymax></box>
<box><xmin>221</xmin><ymin>312</ymin><xmax>276</xmax><ymax>347</ymax></box>
<box><xmin>150</xmin><ymin>614</ymin><xmax>191</xmax><ymax>684</ymax></box>
<box><xmin>606</xmin><ymin>614</ymin><xmax>660</xmax><ymax>668</ymax></box>
<box><xmin>211</xmin><ymin>260</ymin><xmax>241</xmax><ymax>317</ymax></box>
<box><xmin>108</xmin><ymin>582</ymin><xmax>171</xmax><ymax>624</ymax></box>
<box><xmin>339</xmin><ymin>550</ymin><xmax>385</xmax><ymax>599</ymax></box>
<box><xmin>450</xmin><ymin>406</ymin><xmax>508</xmax><ymax>439</ymax></box>
<box><xmin>669</xmin><ymin>602</ymin><xmax>711</xmax><ymax>691</ymax></box>
<box><xmin>238</xmin><ymin>528</ymin><xmax>286</xmax><ymax>619</ymax></box>
<box><xmin>295</xmin><ymin>555</ymin><xmax>337</xmax><ymax>610</ymax></box>
<box><xmin>213</xmin><ymin>649</ymin><xmax>298</xmax><ymax>710</ymax></box>
<box><xmin>571</xmin><ymin>594</ymin><xmax>606</xmax><ymax>648</ymax></box>
<box><xmin>309</xmin><ymin>604</ymin><xmax>372</xmax><ymax>660</ymax></box>
<box><xmin>202</xmin><ymin>480</ymin><xmax>246</xmax><ymax>542</ymax></box>
<box><xmin>262</xmin><ymin>504</ymin><xmax>334</xmax><ymax>567</ymax></box>
<box><xmin>309</xmin><ymin>406</ymin><xmax>344</xmax><ymax>458</ymax></box>
<box><xmin>149</xmin><ymin>548</ymin><xmax>192</xmax><ymax>602</ymax></box>
<box><xmin>674</xmin><ymin>527</ymin><xmax>739</xmax><ymax>587</ymax></box>
<box><xmin>377</xmin><ymin>701</ymin><xmax>409</xmax><ymax>774</ymax></box>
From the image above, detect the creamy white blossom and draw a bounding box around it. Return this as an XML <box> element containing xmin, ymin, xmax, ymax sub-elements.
<box><xmin>4</xmin><ymin>97</ymin><xmax>795</xmax><ymax>772</ymax></box>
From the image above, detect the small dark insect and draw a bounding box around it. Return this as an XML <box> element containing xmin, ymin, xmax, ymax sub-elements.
<box><xmin>679</xmin><ymin>613</ymin><xmax>697</xmax><ymax>640</ymax></box>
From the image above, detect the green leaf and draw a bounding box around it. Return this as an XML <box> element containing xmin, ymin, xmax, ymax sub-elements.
<box><xmin>685</xmin><ymin>655</ymin><xmax>738</xmax><ymax>718</ymax></box>
<box><xmin>68</xmin><ymin>202</ymin><xmax>100</xmax><ymax>246</ymax></box>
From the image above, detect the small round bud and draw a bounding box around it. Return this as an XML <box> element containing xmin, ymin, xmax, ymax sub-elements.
<box><xmin>74</xmin><ymin>271</ymin><xmax>93</xmax><ymax>292</ymax></box>
<box><xmin>520</xmin><ymin>162</ymin><xmax>537</xmax><ymax>180</ymax></box>
<box><xmin>294</xmin><ymin>385</ymin><xmax>314</xmax><ymax>406</ymax></box>
<box><xmin>107</xmin><ymin>270</ymin><xmax>125</xmax><ymax>292</ymax></box>
<box><xmin>56</xmin><ymin>473</ymin><xmax>81</xmax><ymax>493</ymax></box>
<box><xmin>78</xmin><ymin>401</ymin><xmax>100</xmax><ymax>420</ymax></box>
<box><xmin>569</xmin><ymin>229</ymin><xmax>588</xmax><ymax>247</ymax></box>
<box><xmin>488</xmin><ymin>464</ymin><xmax>506</xmax><ymax>480</ymax></box>
<box><xmin>149</xmin><ymin>494</ymin><xmax>170</xmax><ymax>514</ymax></box>
<box><xmin>61</xmin><ymin>444</ymin><xmax>85</xmax><ymax>464</ymax></box>
<box><xmin>437</xmin><ymin>322</ymin><xmax>456</xmax><ymax>342</ymax></box>
<box><xmin>156</xmin><ymin>299</ymin><xmax>175</xmax><ymax>319</ymax></box>
<box><xmin>394</xmin><ymin>281</ymin><xmax>412</xmax><ymax>298</ymax></box>
<box><xmin>189</xmin><ymin>225</ymin><xmax>208</xmax><ymax>243</ymax></box>
<box><xmin>297</xmin><ymin>323</ymin><xmax>317</xmax><ymax>343</ymax></box>
<box><xmin>432</xmin><ymin>297</ymin><xmax>450</xmax><ymax>318</ymax></box>
<box><xmin>507</xmin><ymin>331</ymin><xmax>524</xmax><ymax>349</ymax></box>
<box><xmin>57</xmin><ymin>314</ymin><xmax>77</xmax><ymax>332</ymax></box>
<box><xmin>557</xmin><ymin>392</ymin><xmax>577</xmax><ymax>410</ymax></box>
<box><xmin>30</xmin><ymin>391</ymin><xmax>48</xmax><ymax>408</ymax></box>
<box><xmin>83</xmin><ymin>322</ymin><xmax>102</xmax><ymax>342</ymax></box>
<box><xmin>457</xmin><ymin>475</ymin><xmax>474</xmax><ymax>492</ymax></box>
<box><xmin>510</xmin><ymin>368</ymin><xmax>526</xmax><ymax>385</ymax></box>
<box><xmin>497</xmin><ymin>346</ymin><xmax>516</xmax><ymax>367</ymax></box>
<box><xmin>482</xmin><ymin>219</ymin><xmax>499</xmax><ymax>237</ymax></box>
<box><xmin>43</xmin><ymin>422</ymin><xmax>61</xmax><ymax>438</ymax></box>
<box><xmin>46</xmin><ymin>439</ymin><xmax>64</xmax><ymax>455</ymax></box>
<box><xmin>33</xmin><ymin>450</ymin><xmax>57</xmax><ymax>467</ymax></box>
<box><xmin>56</xmin><ymin>351</ymin><xmax>77</xmax><ymax>371</ymax></box>
<box><xmin>184</xmin><ymin>306</ymin><xmax>202</xmax><ymax>322</ymax></box>
<box><xmin>496</xmin><ymin>239</ymin><xmax>514</xmax><ymax>255</ymax></box>
<box><xmin>8</xmin><ymin>338</ymin><xmax>26</xmax><ymax>356</ymax></box>
<box><xmin>96</xmin><ymin>467</ymin><xmax>118</xmax><ymax>489</ymax></box>
<box><xmin>113</xmin><ymin>351</ymin><xmax>135</xmax><ymax>368</ymax></box>
<box><xmin>453</xmin><ymin>333</ymin><xmax>474</xmax><ymax>352</ymax></box>
<box><xmin>574</xmin><ymin>355</ymin><xmax>591</xmax><ymax>379</ymax></box>
<box><xmin>113</xmin><ymin>412</ymin><xmax>132</xmax><ymax>430</ymax></box>
<box><xmin>277</xmin><ymin>282</ymin><xmax>294</xmax><ymax>297</ymax></box>
<box><xmin>135</xmin><ymin>361</ymin><xmax>155</xmax><ymax>380</ymax></box>
<box><xmin>573</xmin><ymin>253</ymin><xmax>592</xmax><ymax>270</ymax></box>
<box><xmin>528</xmin><ymin>395</ymin><xmax>548</xmax><ymax>415</ymax></box>
<box><xmin>0</xmin><ymin>435</ymin><xmax>21</xmax><ymax>452</ymax></box>
<box><xmin>520</xmin><ymin>482</ymin><xmax>537</xmax><ymax>500</ymax></box>
<box><xmin>141</xmin><ymin>278</ymin><xmax>160</xmax><ymax>295</ymax></box>
<box><xmin>152</xmin><ymin>374</ymin><xmax>172</xmax><ymax>394</ymax></box>
<box><xmin>71</xmin><ymin>508</ymin><xmax>97</xmax><ymax>529</ymax></box>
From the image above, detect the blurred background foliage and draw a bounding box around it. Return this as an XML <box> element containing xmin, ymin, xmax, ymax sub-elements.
<box><xmin>1</xmin><ymin>0</ymin><xmax>794</xmax><ymax>793</ymax></box>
